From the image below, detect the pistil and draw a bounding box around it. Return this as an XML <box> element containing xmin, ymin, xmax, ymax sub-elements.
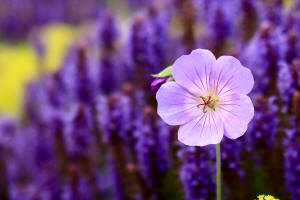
<box><xmin>197</xmin><ymin>95</ymin><xmax>217</xmax><ymax>113</ymax></box>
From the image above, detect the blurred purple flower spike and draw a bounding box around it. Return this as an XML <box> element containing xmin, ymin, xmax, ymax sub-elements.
<box><xmin>156</xmin><ymin>49</ymin><xmax>254</xmax><ymax>146</ymax></box>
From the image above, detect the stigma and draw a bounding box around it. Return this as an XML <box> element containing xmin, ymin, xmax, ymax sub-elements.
<box><xmin>197</xmin><ymin>95</ymin><xmax>218</xmax><ymax>113</ymax></box>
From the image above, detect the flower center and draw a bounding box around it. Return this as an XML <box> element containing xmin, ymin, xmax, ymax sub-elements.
<box><xmin>197</xmin><ymin>95</ymin><xmax>218</xmax><ymax>113</ymax></box>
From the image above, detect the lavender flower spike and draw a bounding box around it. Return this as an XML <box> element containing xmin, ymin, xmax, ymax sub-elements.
<box><xmin>156</xmin><ymin>49</ymin><xmax>254</xmax><ymax>146</ymax></box>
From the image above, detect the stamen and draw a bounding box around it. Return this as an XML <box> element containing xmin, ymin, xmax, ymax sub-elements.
<box><xmin>197</xmin><ymin>95</ymin><xmax>217</xmax><ymax>113</ymax></box>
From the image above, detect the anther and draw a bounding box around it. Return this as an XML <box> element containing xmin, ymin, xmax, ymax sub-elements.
<box><xmin>198</xmin><ymin>95</ymin><xmax>214</xmax><ymax>113</ymax></box>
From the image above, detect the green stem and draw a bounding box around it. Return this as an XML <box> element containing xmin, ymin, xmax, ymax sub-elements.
<box><xmin>216</xmin><ymin>143</ymin><xmax>221</xmax><ymax>200</ymax></box>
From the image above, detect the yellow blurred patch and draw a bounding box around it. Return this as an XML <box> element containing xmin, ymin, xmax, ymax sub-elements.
<box><xmin>0</xmin><ymin>43</ymin><xmax>37</xmax><ymax>116</ymax></box>
<box><xmin>42</xmin><ymin>24</ymin><xmax>78</xmax><ymax>71</ymax></box>
<box><xmin>283</xmin><ymin>0</ymin><xmax>295</xmax><ymax>9</ymax></box>
<box><xmin>0</xmin><ymin>23</ymin><xmax>77</xmax><ymax>117</ymax></box>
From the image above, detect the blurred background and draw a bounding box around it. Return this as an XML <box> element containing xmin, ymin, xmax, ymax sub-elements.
<box><xmin>0</xmin><ymin>0</ymin><xmax>299</xmax><ymax>199</ymax></box>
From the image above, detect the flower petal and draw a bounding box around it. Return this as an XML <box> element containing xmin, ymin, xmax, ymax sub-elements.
<box><xmin>214</xmin><ymin>56</ymin><xmax>254</xmax><ymax>96</ymax></box>
<box><xmin>217</xmin><ymin>94</ymin><xmax>254</xmax><ymax>139</ymax></box>
<box><xmin>156</xmin><ymin>82</ymin><xmax>201</xmax><ymax>125</ymax></box>
<box><xmin>172</xmin><ymin>49</ymin><xmax>216</xmax><ymax>95</ymax></box>
<box><xmin>178</xmin><ymin>112</ymin><xmax>224</xmax><ymax>146</ymax></box>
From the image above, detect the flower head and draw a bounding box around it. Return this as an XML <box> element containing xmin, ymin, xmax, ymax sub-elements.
<box><xmin>156</xmin><ymin>49</ymin><xmax>254</xmax><ymax>146</ymax></box>
<box><xmin>151</xmin><ymin>77</ymin><xmax>170</xmax><ymax>91</ymax></box>
<box><xmin>256</xmin><ymin>194</ymin><xmax>279</xmax><ymax>200</ymax></box>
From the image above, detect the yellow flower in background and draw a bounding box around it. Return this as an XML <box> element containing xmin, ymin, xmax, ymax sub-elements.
<box><xmin>265</xmin><ymin>195</ymin><xmax>279</xmax><ymax>200</ymax></box>
<box><xmin>42</xmin><ymin>24</ymin><xmax>79</xmax><ymax>72</ymax></box>
<box><xmin>0</xmin><ymin>43</ymin><xmax>37</xmax><ymax>115</ymax></box>
<box><xmin>257</xmin><ymin>195</ymin><xmax>264</xmax><ymax>200</ymax></box>
<box><xmin>0</xmin><ymin>23</ymin><xmax>78</xmax><ymax>117</ymax></box>
<box><xmin>256</xmin><ymin>194</ymin><xmax>279</xmax><ymax>200</ymax></box>
<box><xmin>283</xmin><ymin>0</ymin><xmax>295</xmax><ymax>9</ymax></box>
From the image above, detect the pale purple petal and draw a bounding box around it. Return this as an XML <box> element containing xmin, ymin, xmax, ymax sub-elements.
<box><xmin>217</xmin><ymin>94</ymin><xmax>254</xmax><ymax>139</ymax></box>
<box><xmin>214</xmin><ymin>56</ymin><xmax>254</xmax><ymax>96</ymax></box>
<box><xmin>178</xmin><ymin>112</ymin><xmax>224</xmax><ymax>146</ymax></box>
<box><xmin>156</xmin><ymin>82</ymin><xmax>202</xmax><ymax>126</ymax></box>
<box><xmin>171</xmin><ymin>49</ymin><xmax>216</xmax><ymax>95</ymax></box>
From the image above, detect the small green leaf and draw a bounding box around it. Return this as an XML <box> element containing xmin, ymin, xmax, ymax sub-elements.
<box><xmin>152</xmin><ymin>66</ymin><xmax>172</xmax><ymax>78</ymax></box>
<box><xmin>167</xmin><ymin>77</ymin><xmax>174</xmax><ymax>82</ymax></box>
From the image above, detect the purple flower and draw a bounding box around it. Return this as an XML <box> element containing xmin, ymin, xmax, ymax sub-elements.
<box><xmin>44</xmin><ymin>72</ymin><xmax>67</xmax><ymax>109</ymax></box>
<box><xmin>135</xmin><ymin>106</ymin><xmax>171</xmax><ymax>187</ymax></box>
<box><xmin>277</xmin><ymin>61</ymin><xmax>295</xmax><ymax>106</ymax></box>
<box><xmin>65</xmin><ymin>103</ymin><xmax>94</xmax><ymax>158</ymax></box>
<box><xmin>97</xmin><ymin>11</ymin><xmax>119</xmax><ymax>94</ymax></box>
<box><xmin>221</xmin><ymin>137</ymin><xmax>244</xmax><ymax>178</ymax></box>
<box><xmin>241</xmin><ymin>22</ymin><xmax>281</xmax><ymax>94</ymax></box>
<box><xmin>128</xmin><ymin>14</ymin><xmax>155</xmax><ymax>87</ymax></box>
<box><xmin>246</xmin><ymin>95</ymin><xmax>279</xmax><ymax>152</ymax></box>
<box><xmin>205</xmin><ymin>2</ymin><xmax>232</xmax><ymax>51</ymax></box>
<box><xmin>283</xmin><ymin>30</ymin><xmax>299</xmax><ymax>63</ymax></box>
<box><xmin>147</xmin><ymin>4</ymin><xmax>170</xmax><ymax>71</ymax></box>
<box><xmin>63</xmin><ymin>169</ymin><xmax>93</xmax><ymax>200</ymax></box>
<box><xmin>237</xmin><ymin>0</ymin><xmax>259</xmax><ymax>41</ymax></box>
<box><xmin>98</xmin><ymin>11</ymin><xmax>118</xmax><ymax>52</ymax></box>
<box><xmin>99</xmin><ymin>56</ymin><xmax>118</xmax><ymax>94</ymax></box>
<box><xmin>73</xmin><ymin>44</ymin><xmax>95</xmax><ymax>105</ymax></box>
<box><xmin>262</xmin><ymin>0</ymin><xmax>283</xmax><ymax>26</ymax></box>
<box><xmin>283</xmin><ymin>117</ymin><xmax>300</xmax><ymax>200</ymax></box>
<box><xmin>0</xmin><ymin>118</ymin><xmax>17</xmax><ymax>199</ymax></box>
<box><xmin>156</xmin><ymin>49</ymin><xmax>254</xmax><ymax>146</ymax></box>
<box><xmin>0</xmin><ymin>118</ymin><xmax>16</xmax><ymax>149</ymax></box>
<box><xmin>178</xmin><ymin>146</ymin><xmax>215</xmax><ymax>200</ymax></box>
